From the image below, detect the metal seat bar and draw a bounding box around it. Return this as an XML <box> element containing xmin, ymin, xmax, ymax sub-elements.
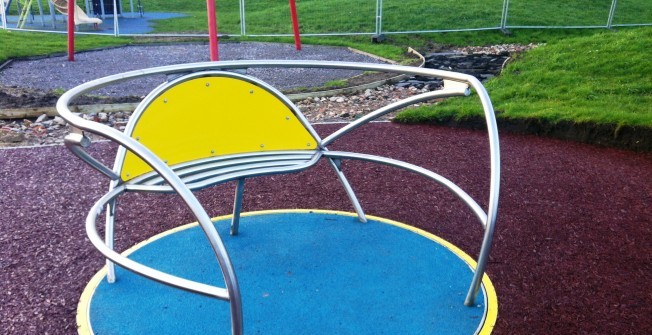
<box><xmin>129</xmin><ymin>151</ymin><xmax>317</xmax><ymax>186</ymax></box>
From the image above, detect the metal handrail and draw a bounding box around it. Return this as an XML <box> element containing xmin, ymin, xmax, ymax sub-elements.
<box><xmin>85</xmin><ymin>186</ymin><xmax>230</xmax><ymax>300</ymax></box>
<box><xmin>322</xmin><ymin>151</ymin><xmax>489</xmax><ymax>227</ymax></box>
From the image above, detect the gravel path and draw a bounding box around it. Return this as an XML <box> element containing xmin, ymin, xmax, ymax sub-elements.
<box><xmin>0</xmin><ymin>42</ymin><xmax>387</xmax><ymax>97</ymax></box>
<box><xmin>1</xmin><ymin>123</ymin><xmax>651</xmax><ymax>334</ymax></box>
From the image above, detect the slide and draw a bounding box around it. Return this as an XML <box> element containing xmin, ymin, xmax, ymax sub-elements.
<box><xmin>50</xmin><ymin>0</ymin><xmax>102</xmax><ymax>26</ymax></box>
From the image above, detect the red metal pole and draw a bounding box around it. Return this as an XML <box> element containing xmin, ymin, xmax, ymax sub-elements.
<box><xmin>289</xmin><ymin>0</ymin><xmax>301</xmax><ymax>51</ymax></box>
<box><xmin>206</xmin><ymin>0</ymin><xmax>219</xmax><ymax>61</ymax></box>
<box><xmin>67</xmin><ymin>0</ymin><xmax>75</xmax><ymax>61</ymax></box>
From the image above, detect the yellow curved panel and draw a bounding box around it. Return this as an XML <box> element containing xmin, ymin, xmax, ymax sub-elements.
<box><xmin>121</xmin><ymin>75</ymin><xmax>317</xmax><ymax>181</ymax></box>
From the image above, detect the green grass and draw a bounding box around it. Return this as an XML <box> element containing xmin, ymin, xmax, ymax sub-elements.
<box><xmin>0</xmin><ymin>30</ymin><xmax>131</xmax><ymax>63</ymax></box>
<box><xmin>324</xmin><ymin>79</ymin><xmax>347</xmax><ymax>88</ymax></box>
<box><xmin>395</xmin><ymin>27</ymin><xmax>652</xmax><ymax>128</ymax></box>
<box><xmin>140</xmin><ymin>0</ymin><xmax>650</xmax><ymax>35</ymax></box>
<box><xmin>1</xmin><ymin>1</ymin><xmax>651</xmax><ymax>128</ymax></box>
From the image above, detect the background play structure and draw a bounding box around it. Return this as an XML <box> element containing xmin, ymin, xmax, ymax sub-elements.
<box><xmin>1</xmin><ymin>0</ymin><xmax>651</xmax><ymax>37</ymax></box>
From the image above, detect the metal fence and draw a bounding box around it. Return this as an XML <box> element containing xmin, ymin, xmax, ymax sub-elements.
<box><xmin>1</xmin><ymin>0</ymin><xmax>651</xmax><ymax>36</ymax></box>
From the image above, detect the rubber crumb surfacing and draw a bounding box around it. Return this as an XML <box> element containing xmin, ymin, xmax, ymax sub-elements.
<box><xmin>0</xmin><ymin>123</ymin><xmax>651</xmax><ymax>334</ymax></box>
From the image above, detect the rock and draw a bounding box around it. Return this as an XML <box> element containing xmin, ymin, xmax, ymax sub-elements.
<box><xmin>0</xmin><ymin>130</ymin><xmax>26</xmax><ymax>143</ymax></box>
<box><xmin>335</xmin><ymin>97</ymin><xmax>345</xmax><ymax>103</ymax></box>
<box><xmin>53</xmin><ymin>116</ymin><xmax>66</xmax><ymax>126</ymax></box>
<box><xmin>98</xmin><ymin>113</ymin><xmax>109</xmax><ymax>122</ymax></box>
<box><xmin>36</xmin><ymin>114</ymin><xmax>48</xmax><ymax>123</ymax></box>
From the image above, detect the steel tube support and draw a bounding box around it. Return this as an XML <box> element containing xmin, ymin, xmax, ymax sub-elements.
<box><xmin>231</xmin><ymin>178</ymin><xmax>246</xmax><ymax>235</ymax></box>
<box><xmin>463</xmin><ymin>76</ymin><xmax>500</xmax><ymax>306</ymax></box>
<box><xmin>327</xmin><ymin>158</ymin><xmax>367</xmax><ymax>223</ymax></box>
<box><xmin>105</xmin><ymin>199</ymin><xmax>116</xmax><ymax>283</ymax></box>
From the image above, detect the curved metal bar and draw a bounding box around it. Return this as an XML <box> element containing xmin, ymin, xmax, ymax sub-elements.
<box><xmin>86</xmin><ymin>186</ymin><xmax>230</xmax><ymax>300</ymax></box>
<box><xmin>326</xmin><ymin>156</ymin><xmax>367</xmax><ymax>223</ymax></box>
<box><xmin>128</xmin><ymin>151</ymin><xmax>315</xmax><ymax>186</ymax></box>
<box><xmin>322</xmin><ymin>85</ymin><xmax>469</xmax><ymax>146</ymax></box>
<box><xmin>58</xmin><ymin>105</ymin><xmax>243</xmax><ymax>335</ymax></box>
<box><xmin>322</xmin><ymin>151</ymin><xmax>488</xmax><ymax>227</ymax></box>
<box><xmin>323</xmin><ymin>149</ymin><xmax>498</xmax><ymax>306</ymax></box>
<box><xmin>124</xmin><ymin>152</ymin><xmax>323</xmax><ymax>194</ymax></box>
<box><xmin>56</xmin><ymin>61</ymin><xmax>477</xmax><ymax>108</ymax></box>
<box><xmin>64</xmin><ymin>133</ymin><xmax>120</xmax><ymax>180</ymax></box>
<box><xmin>463</xmin><ymin>76</ymin><xmax>500</xmax><ymax>307</ymax></box>
<box><xmin>105</xmin><ymin>198</ymin><xmax>117</xmax><ymax>283</ymax></box>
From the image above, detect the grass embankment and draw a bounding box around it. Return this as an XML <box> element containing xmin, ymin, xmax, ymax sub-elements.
<box><xmin>395</xmin><ymin>27</ymin><xmax>652</xmax><ymax>130</ymax></box>
<box><xmin>143</xmin><ymin>0</ymin><xmax>651</xmax><ymax>35</ymax></box>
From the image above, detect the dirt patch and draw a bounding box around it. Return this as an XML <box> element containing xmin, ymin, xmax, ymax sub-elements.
<box><xmin>0</xmin><ymin>85</ymin><xmax>141</xmax><ymax>109</ymax></box>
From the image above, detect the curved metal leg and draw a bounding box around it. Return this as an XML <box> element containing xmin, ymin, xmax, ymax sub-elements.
<box><xmin>328</xmin><ymin>158</ymin><xmax>367</xmax><ymax>223</ymax></box>
<box><xmin>231</xmin><ymin>178</ymin><xmax>246</xmax><ymax>236</ymax></box>
<box><xmin>105</xmin><ymin>198</ymin><xmax>116</xmax><ymax>283</ymax></box>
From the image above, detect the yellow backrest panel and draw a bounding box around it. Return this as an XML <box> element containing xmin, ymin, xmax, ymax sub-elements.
<box><xmin>120</xmin><ymin>75</ymin><xmax>317</xmax><ymax>181</ymax></box>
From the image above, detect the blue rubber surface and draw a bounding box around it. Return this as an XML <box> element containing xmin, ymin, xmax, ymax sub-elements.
<box><xmin>5</xmin><ymin>12</ymin><xmax>183</xmax><ymax>34</ymax></box>
<box><xmin>88</xmin><ymin>212</ymin><xmax>487</xmax><ymax>334</ymax></box>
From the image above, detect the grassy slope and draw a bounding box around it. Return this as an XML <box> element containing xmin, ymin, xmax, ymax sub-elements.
<box><xmin>395</xmin><ymin>27</ymin><xmax>652</xmax><ymax>128</ymax></box>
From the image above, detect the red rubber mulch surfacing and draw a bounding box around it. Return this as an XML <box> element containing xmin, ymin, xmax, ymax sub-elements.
<box><xmin>0</xmin><ymin>122</ymin><xmax>650</xmax><ymax>334</ymax></box>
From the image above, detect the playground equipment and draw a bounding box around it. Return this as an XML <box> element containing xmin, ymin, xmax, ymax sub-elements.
<box><xmin>0</xmin><ymin>0</ymin><xmax>9</xmax><ymax>29</ymax></box>
<box><xmin>16</xmin><ymin>0</ymin><xmax>47</xmax><ymax>29</ymax></box>
<box><xmin>57</xmin><ymin>61</ymin><xmax>500</xmax><ymax>334</ymax></box>
<box><xmin>51</xmin><ymin>0</ymin><xmax>101</xmax><ymax>28</ymax></box>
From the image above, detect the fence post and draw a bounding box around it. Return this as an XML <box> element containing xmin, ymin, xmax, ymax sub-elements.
<box><xmin>113</xmin><ymin>0</ymin><xmax>119</xmax><ymax>36</ymax></box>
<box><xmin>1</xmin><ymin>0</ymin><xmax>6</xmax><ymax>30</ymax></box>
<box><xmin>607</xmin><ymin>0</ymin><xmax>618</xmax><ymax>28</ymax></box>
<box><xmin>373</xmin><ymin>0</ymin><xmax>384</xmax><ymax>42</ymax></box>
<box><xmin>239</xmin><ymin>0</ymin><xmax>245</xmax><ymax>36</ymax></box>
<box><xmin>500</xmin><ymin>0</ymin><xmax>510</xmax><ymax>32</ymax></box>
